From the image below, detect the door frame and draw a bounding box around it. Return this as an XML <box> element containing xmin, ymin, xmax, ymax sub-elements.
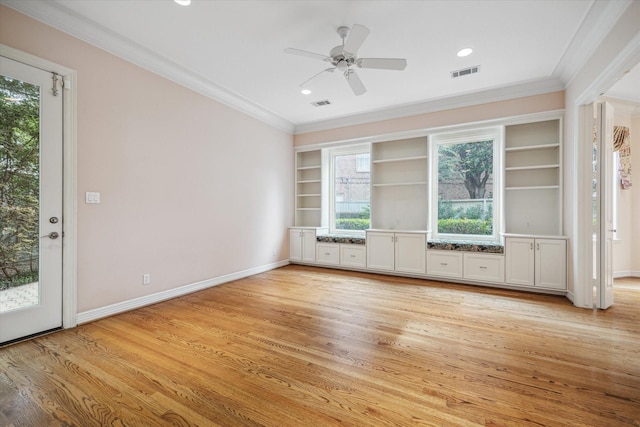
<box><xmin>572</xmin><ymin>37</ymin><xmax>640</xmax><ymax>308</ymax></box>
<box><xmin>1</xmin><ymin>44</ymin><xmax>78</xmax><ymax>329</ymax></box>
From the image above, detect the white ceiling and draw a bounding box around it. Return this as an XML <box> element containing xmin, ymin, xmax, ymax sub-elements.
<box><xmin>3</xmin><ymin>0</ymin><xmax>637</xmax><ymax>133</ymax></box>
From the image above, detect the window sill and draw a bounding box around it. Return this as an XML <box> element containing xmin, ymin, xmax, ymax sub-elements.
<box><xmin>427</xmin><ymin>239</ymin><xmax>504</xmax><ymax>254</ymax></box>
<box><xmin>316</xmin><ymin>234</ymin><xmax>366</xmax><ymax>245</ymax></box>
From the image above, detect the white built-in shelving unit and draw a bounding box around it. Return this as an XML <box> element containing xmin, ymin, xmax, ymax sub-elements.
<box><xmin>295</xmin><ymin>150</ymin><xmax>327</xmax><ymax>227</ymax></box>
<box><xmin>370</xmin><ymin>137</ymin><xmax>428</xmax><ymax>230</ymax></box>
<box><xmin>504</xmin><ymin>119</ymin><xmax>562</xmax><ymax>235</ymax></box>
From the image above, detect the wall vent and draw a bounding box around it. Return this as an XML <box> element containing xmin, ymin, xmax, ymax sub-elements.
<box><xmin>311</xmin><ymin>99</ymin><xmax>331</xmax><ymax>107</ymax></box>
<box><xmin>451</xmin><ymin>65</ymin><xmax>480</xmax><ymax>78</ymax></box>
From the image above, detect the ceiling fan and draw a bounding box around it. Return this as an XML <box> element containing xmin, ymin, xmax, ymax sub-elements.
<box><xmin>284</xmin><ymin>24</ymin><xmax>407</xmax><ymax>96</ymax></box>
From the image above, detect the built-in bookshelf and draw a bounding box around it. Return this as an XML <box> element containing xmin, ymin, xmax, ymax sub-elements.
<box><xmin>370</xmin><ymin>137</ymin><xmax>428</xmax><ymax>230</ymax></box>
<box><xmin>295</xmin><ymin>150</ymin><xmax>327</xmax><ymax>227</ymax></box>
<box><xmin>504</xmin><ymin>119</ymin><xmax>561</xmax><ymax>235</ymax></box>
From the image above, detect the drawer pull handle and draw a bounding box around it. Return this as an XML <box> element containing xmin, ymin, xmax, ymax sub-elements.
<box><xmin>350</xmin><ymin>255</ymin><xmax>356</xmax><ymax>258</ymax></box>
<box><xmin>325</xmin><ymin>252</ymin><xmax>331</xmax><ymax>255</ymax></box>
<box><xmin>440</xmin><ymin>262</ymin><xmax>448</xmax><ymax>266</ymax></box>
<box><xmin>479</xmin><ymin>266</ymin><xmax>487</xmax><ymax>269</ymax></box>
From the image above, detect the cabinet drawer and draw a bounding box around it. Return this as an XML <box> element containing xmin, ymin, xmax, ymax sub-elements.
<box><xmin>316</xmin><ymin>243</ymin><xmax>340</xmax><ymax>265</ymax></box>
<box><xmin>463</xmin><ymin>253</ymin><xmax>505</xmax><ymax>283</ymax></box>
<box><xmin>426</xmin><ymin>251</ymin><xmax>463</xmax><ymax>278</ymax></box>
<box><xmin>340</xmin><ymin>245</ymin><xmax>366</xmax><ymax>268</ymax></box>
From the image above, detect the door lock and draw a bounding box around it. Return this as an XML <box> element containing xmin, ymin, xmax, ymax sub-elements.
<box><xmin>41</xmin><ymin>232</ymin><xmax>59</xmax><ymax>239</ymax></box>
<box><xmin>49</xmin><ymin>217</ymin><xmax>59</xmax><ymax>224</ymax></box>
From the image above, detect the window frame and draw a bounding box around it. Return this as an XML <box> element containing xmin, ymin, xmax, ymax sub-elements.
<box><xmin>429</xmin><ymin>127</ymin><xmax>503</xmax><ymax>242</ymax></box>
<box><xmin>328</xmin><ymin>143</ymin><xmax>371</xmax><ymax>236</ymax></box>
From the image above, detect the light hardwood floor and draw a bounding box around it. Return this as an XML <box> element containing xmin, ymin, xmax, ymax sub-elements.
<box><xmin>1</xmin><ymin>266</ymin><xmax>639</xmax><ymax>426</ymax></box>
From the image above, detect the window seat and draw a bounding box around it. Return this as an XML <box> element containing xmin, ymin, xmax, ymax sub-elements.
<box><xmin>316</xmin><ymin>234</ymin><xmax>366</xmax><ymax>245</ymax></box>
<box><xmin>427</xmin><ymin>239</ymin><xmax>504</xmax><ymax>254</ymax></box>
<box><xmin>315</xmin><ymin>234</ymin><xmax>503</xmax><ymax>253</ymax></box>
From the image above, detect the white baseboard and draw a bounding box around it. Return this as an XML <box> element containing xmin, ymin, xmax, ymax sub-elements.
<box><xmin>76</xmin><ymin>260</ymin><xmax>289</xmax><ymax>324</ymax></box>
<box><xmin>614</xmin><ymin>270</ymin><xmax>640</xmax><ymax>279</ymax></box>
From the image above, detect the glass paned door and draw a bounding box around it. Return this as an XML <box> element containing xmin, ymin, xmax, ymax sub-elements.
<box><xmin>0</xmin><ymin>56</ymin><xmax>63</xmax><ymax>343</ymax></box>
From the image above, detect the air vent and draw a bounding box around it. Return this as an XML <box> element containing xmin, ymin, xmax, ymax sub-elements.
<box><xmin>311</xmin><ymin>99</ymin><xmax>331</xmax><ymax>107</ymax></box>
<box><xmin>451</xmin><ymin>65</ymin><xmax>480</xmax><ymax>78</ymax></box>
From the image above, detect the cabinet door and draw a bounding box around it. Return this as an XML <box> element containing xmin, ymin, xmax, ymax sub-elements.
<box><xmin>289</xmin><ymin>229</ymin><xmax>302</xmax><ymax>261</ymax></box>
<box><xmin>316</xmin><ymin>243</ymin><xmax>340</xmax><ymax>265</ymax></box>
<box><xmin>505</xmin><ymin>238</ymin><xmax>534</xmax><ymax>286</ymax></box>
<box><xmin>426</xmin><ymin>251</ymin><xmax>463</xmax><ymax>278</ymax></box>
<box><xmin>366</xmin><ymin>232</ymin><xmax>395</xmax><ymax>271</ymax></box>
<box><xmin>395</xmin><ymin>233</ymin><xmax>426</xmax><ymax>274</ymax></box>
<box><xmin>464</xmin><ymin>253</ymin><xmax>505</xmax><ymax>283</ymax></box>
<box><xmin>341</xmin><ymin>245</ymin><xmax>366</xmax><ymax>268</ymax></box>
<box><xmin>302</xmin><ymin>229</ymin><xmax>317</xmax><ymax>262</ymax></box>
<box><xmin>535</xmin><ymin>239</ymin><xmax>566</xmax><ymax>290</ymax></box>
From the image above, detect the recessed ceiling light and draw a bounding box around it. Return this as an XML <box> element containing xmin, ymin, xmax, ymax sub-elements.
<box><xmin>301</xmin><ymin>89</ymin><xmax>312</xmax><ymax>95</ymax></box>
<box><xmin>174</xmin><ymin>0</ymin><xmax>191</xmax><ymax>6</ymax></box>
<box><xmin>457</xmin><ymin>48</ymin><xmax>473</xmax><ymax>57</ymax></box>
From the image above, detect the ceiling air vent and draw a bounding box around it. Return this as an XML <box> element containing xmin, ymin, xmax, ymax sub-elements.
<box><xmin>451</xmin><ymin>65</ymin><xmax>480</xmax><ymax>78</ymax></box>
<box><xmin>311</xmin><ymin>99</ymin><xmax>331</xmax><ymax>107</ymax></box>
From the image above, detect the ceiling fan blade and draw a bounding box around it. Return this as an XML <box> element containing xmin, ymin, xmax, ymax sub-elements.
<box><xmin>343</xmin><ymin>24</ymin><xmax>370</xmax><ymax>55</ymax></box>
<box><xmin>284</xmin><ymin>48</ymin><xmax>330</xmax><ymax>62</ymax></box>
<box><xmin>344</xmin><ymin>69</ymin><xmax>366</xmax><ymax>96</ymax></box>
<box><xmin>299</xmin><ymin>67</ymin><xmax>335</xmax><ymax>88</ymax></box>
<box><xmin>357</xmin><ymin>58</ymin><xmax>407</xmax><ymax>71</ymax></box>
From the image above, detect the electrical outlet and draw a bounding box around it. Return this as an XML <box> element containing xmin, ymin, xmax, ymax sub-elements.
<box><xmin>143</xmin><ymin>273</ymin><xmax>151</xmax><ymax>285</ymax></box>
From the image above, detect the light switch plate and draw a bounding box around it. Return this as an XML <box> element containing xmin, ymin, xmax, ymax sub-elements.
<box><xmin>85</xmin><ymin>192</ymin><xmax>101</xmax><ymax>204</ymax></box>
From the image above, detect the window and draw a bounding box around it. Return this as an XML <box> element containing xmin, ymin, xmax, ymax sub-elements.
<box><xmin>431</xmin><ymin>128</ymin><xmax>501</xmax><ymax>241</ymax></box>
<box><xmin>329</xmin><ymin>145</ymin><xmax>370</xmax><ymax>234</ymax></box>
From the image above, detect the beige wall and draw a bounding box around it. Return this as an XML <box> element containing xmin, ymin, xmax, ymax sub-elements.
<box><xmin>1</xmin><ymin>6</ymin><xmax>294</xmax><ymax>313</ymax></box>
<box><xmin>631</xmin><ymin>116</ymin><xmax>640</xmax><ymax>275</ymax></box>
<box><xmin>611</xmin><ymin>109</ymin><xmax>638</xmax><ymax>277</ymax></box>
<box><xmin>294</xmin><ymin>92</ymin><xmax>564</xmax><ymax>146</ymax></box>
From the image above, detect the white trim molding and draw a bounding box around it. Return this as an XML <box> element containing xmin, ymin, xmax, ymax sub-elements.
<box><xmin>1</xmin><ymin>0</ymin><xmax>295</xmax><ymax>134</ymax></box>
<box><xmin>76</xmin><ymin>260</ymin><xmax>289</xmax><ymax>324</ymax></box>
<box><xmin>613</xmin><ymin>271</ymin><xmax>640</xmax><ymax>279</ymax></box>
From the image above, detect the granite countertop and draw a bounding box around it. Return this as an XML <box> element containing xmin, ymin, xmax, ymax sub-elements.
<box><xmin>427</xmin><ymin>239</ymin><xmax>504</xmax><ymax>254</ymax></box>
<box><xmin>315</xmin><ymin>233</ymin><xmax>504</xmax><ymax>253</ymax></box>
<box><xmin>316</xmin><ymin>234</ymin><xmax>366</xmax><ymax>245</ymax></box>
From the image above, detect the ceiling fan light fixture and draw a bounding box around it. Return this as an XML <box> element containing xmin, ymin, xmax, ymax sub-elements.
<box><xmin>457</xmin><ymin>47</ymin><xmax>473</xmax><ymax>57</ymax></box>
<box><xmin>174</xmin><ymin>0</ymin><xmax>191</xmax><ymax>6</ymax></box>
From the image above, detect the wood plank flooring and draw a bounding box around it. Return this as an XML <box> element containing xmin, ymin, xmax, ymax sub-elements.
<box><xmin>1</xmin><ymin>265</ymin><xmax>639</xmax><ymax>426</ymax></box>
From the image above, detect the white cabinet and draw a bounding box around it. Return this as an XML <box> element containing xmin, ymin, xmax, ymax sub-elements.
<box><xmin>463</xmin><ymin>253</ymin><xmax>505</xmax><ymax>283</ymax></box>
<box><xmin>316</xmin><ymin>243</ymin><xmax>340</xmax><ymax>265</ymax></box>
<box><xmin>367</xmin><ymin>231</ymin><xmax>426</xmax><ymax>274</ymax></box>
<box><xmin>505</xmin><ymin>237</ymin><xmax>566</xmax><ymax>290</ymax></box>
<box><xmin>426</xmin><ymin>251</ymin><xmax>463</xmax><ymax>278</ymax></box>
<box><xmin>289</xmin><ymin>228</ymin><xmax>319</xmax><ymax>263</ymax></box>
<box><xmin>534</xmin><ymin>239</ymin><xmax>566</xmax><ymax>289</ymax></box>
<box><xmin>340</xmin><ymin>245</ymin><xmax>366</xmax><ymax>268</ymax></box>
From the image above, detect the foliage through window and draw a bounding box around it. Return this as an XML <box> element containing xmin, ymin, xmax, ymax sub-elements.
<box><xmin>330</xmin><ymin>146</ymin><xmax>370</xmax><ymax>233</ymax></box>
<box><xmin>0</xmin><ymin>76</ymin><xmax>40</xmax><ymax>290</ymax></box>
<box><xmin>432</xmin><ymin>129</ymin><xmax>500</xmax><ymax>240</ymax></box>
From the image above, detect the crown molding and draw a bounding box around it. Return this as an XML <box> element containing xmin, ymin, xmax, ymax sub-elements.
<box><xmin>294</xmin><ymin>77</ymin><xmax>564</xmax><ymax>135</ymax></box>
<box><xmin>553</xmin><ymin>0</ymin><xmax>633</xmax><ymax>86</ymax></box>
<box><xmin>1</xmin><ymin>0</ymin><xmax>295</xmax><ymax>134</ymax></box>
<box><xmin>4</xmin><ymin>0</ymin><xmax>630</xmax><ymax>136</ymax></box>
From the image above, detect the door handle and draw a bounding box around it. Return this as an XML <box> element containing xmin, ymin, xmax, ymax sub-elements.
<box><xmin>41</xmin><ymin>231</ymin><xmax>59</xmax><ymax>239</ymax></box>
